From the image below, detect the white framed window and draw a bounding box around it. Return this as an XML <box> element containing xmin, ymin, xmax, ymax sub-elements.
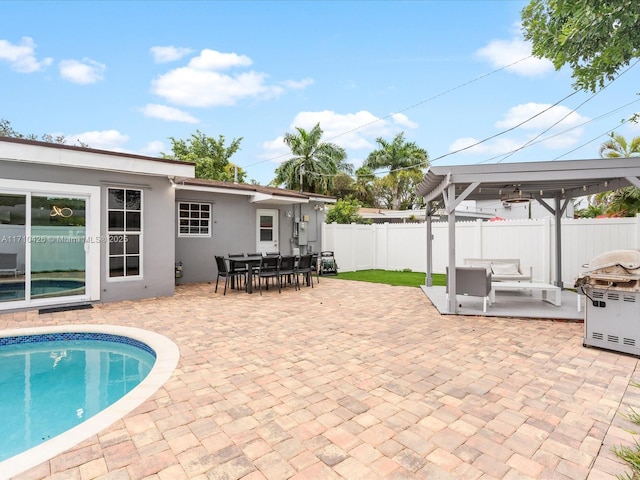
<box><xmin>107</xmin><ymin>188</ymin><xmax>142</xmax><ymax>278</ymax></box>
<box><xmin>178</xmin><ymin>202</ymin><xmax>211</xmax><ymax>237</ymax></box>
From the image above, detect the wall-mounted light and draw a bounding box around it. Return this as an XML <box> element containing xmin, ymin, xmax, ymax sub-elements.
<box><xmin>286</xmin><ymin>211</ymin><xmax>292</xmax><ymax>218</ymax></box>
<box><xmin>314</xmin><ymin>204</ymin><xmax>324</xmax><ymax>211</ymax></box>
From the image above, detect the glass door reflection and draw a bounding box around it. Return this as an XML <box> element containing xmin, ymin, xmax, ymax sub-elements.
<box><xmin>0</xmin><ymin>194</ymin><xmax>26</xmax><ymax>302</ymax></box>
<box><xmin>30</xmin><ymin>196</ymin><xmax>86</xmax><ymax>299</ymax></box>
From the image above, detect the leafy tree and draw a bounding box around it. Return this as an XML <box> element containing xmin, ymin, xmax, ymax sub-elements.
<box><xmin>364</xmin><ymin>132</ymin><xmax>428</xmax><ymax>209</ymax></box>
<box><xmin>521</xmin><ymin>0</ymin><xmax>640</xmax><ymax>92</ymax></box>
<box><xmin>351</xmin><ymin>166</ymin><xmax>377</xmax><ymax>207</ymax></box>
<box><xmin>272</xmin><ymin>123</ymin><xmax>351</xmax><ymax>194</ymax></box>
<box><xmin>594</xmin><ymin>133</ymin><xmax>640</xmax><ymax>216</ymax></box>
<box><xmin>163</xmin><ymin>130</ymin><xmax>245</xmax><ymax>182</ymax></box>
<box><xmin>329</xmin><ymin>172</ymin><xmax>357</xmax><ymax>199</ymax></box>
<box><xmin>599</xmin><ymin>132</ymin><xmax>640</xmax><ymax>158</ymax></box>
<box><xmin>372</xmin><ymin>169</ymin><xmax>426</xmax><ymax>210</ymax></box>
<box><xmin>574</xmin><ymin>202</ymin><xmax>603</xmax><ymax>218</ymax></box>
<box><xmin>325</xmin><ymin>198</ymin><xmax>369</xmax><ymax>224</ymax></box>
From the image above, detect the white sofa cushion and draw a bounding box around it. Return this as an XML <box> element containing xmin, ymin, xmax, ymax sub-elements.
<box><xmin>491</xmin><ymin>263</ymin><xmax>520</xmax><ymax>275</ymax></box>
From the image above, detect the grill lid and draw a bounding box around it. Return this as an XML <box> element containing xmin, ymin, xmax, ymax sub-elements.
<box><xmin>575</xmin><ymin>249</ymin><xmax>640</xmax><ymax>291</ymax></box>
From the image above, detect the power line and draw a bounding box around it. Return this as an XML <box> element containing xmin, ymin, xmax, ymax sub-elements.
<box><xmin>244</xmin><ymin>56</ymin><xmax>536</xmax><ymax>169</ymax></box>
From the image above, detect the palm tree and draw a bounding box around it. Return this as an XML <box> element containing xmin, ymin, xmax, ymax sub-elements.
<box><xmin>596</xmin><ymin>132</ymin><xmax>640</xmax><ymax>216</ymax></box>
<box><xmin>272</xmin><ymin>123</ymin><xmax>350</xmax><ymax>194</ymax></box>
<box><xmin>364</xmin><ymin>132</ymin><xmax>428</xmax><ymax>210</ymax></box>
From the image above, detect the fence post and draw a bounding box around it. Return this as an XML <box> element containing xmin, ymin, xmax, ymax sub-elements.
<box><xmin>475</xmin><ymin>219</ymin><xmax>483</xmax><ymax>258</ymax></box>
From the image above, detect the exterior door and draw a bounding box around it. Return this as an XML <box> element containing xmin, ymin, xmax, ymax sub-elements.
<box><xmin>0</xmin><ymin>182</ymin><xmax>100</xmax><ymax>310</ymax></box>
<box><xmin>256</xmin><ymin>209</ymin><xmax>279</xmax><ymax>254</ymax></box>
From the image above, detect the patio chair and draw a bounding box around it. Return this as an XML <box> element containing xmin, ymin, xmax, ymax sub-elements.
<box><xmin>278</xmin><ymin>255</ymin><xmax>296</xmax><ymax>289</ymax></box>
<box><xmin>214</xmin><ymin>256</ymin><xmax>243</xmax><ymax>295</ymax></box>
<box><xmin>295</xmin><ymin>254</ymin><xmax>314</xmax><ymax>289</ymax></box>
<box><xmin>0</xmin><ymin>253</ymin><xmax>18</xmax><ymax>277</ymax></box>
<box><xmin>310</xmin><ymin>253</ymin><xmax>320</xmax><ymax>284</ymax></box>
<box><xmin>258</xmin><ymin>255</ymin><xmax>281</xmax><ymax>295</ymax></box>
<box><xmin>445</xmin><ymin>266</ymin><xmax>492</xmax><ymax>312</ymax></box>
<box><xmin>228</xmin><ymin>253</ymin><xmax>248</xmax><ymax>289</ymax></box>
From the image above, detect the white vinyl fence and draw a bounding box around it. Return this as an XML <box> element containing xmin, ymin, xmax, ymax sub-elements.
<box><xmin>322</xmin><ymin>216</ymin><xmax>640</xmax><ymax>286</ymax></box>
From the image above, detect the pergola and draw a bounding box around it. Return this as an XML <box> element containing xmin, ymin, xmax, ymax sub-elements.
<box><xmin>416</xmin><ymin>158</ymin><xmax>640</xmax><ymax>313</ymax></box>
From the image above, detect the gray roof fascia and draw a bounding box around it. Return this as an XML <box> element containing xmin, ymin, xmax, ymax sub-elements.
<box><xmin>0</xmin><ymin>137</ymin><xmax>194</xmax><ymax>178</ymax></box>
<box><xmin>418</xmin><ymin>158</ymin><xmax>640</xmax><ymax>200</ymax></box>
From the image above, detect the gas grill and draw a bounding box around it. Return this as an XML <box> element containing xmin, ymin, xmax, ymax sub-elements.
<box><xmin>575</xmin><ymin>250</ymin><xmax>640</xmax><ymax>355</ymax></box>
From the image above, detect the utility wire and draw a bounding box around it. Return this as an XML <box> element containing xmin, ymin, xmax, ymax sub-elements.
<box><xmin>243</xmin><ymin>55</ymin><xmax>535</xmax><ymax>169</ymax></box>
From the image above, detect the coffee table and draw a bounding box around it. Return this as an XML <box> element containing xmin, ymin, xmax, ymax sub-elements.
<box><xmin>490</xmin><ymin>281</ymin><xmax>561</xmax><ymax>306</ymax></box>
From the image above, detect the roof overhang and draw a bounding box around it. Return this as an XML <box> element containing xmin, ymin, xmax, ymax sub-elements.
<box><xmin>174</xmin><ymin>181</ymin><xmax>335</xmax><ymax>205</ymax></box>
<box><xmin>0</xmin><ymin>137</ymin><xmax>195</xmax><ymax>178</ymax></box>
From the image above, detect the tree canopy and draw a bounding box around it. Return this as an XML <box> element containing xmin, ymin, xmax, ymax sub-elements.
<box><xmin>272</xmin><ymin>123</ymin><xmax>351</xmax><ymax>194</ymax></box>
<box><xmin>325</xmin><ymin>198</ymin><xmax>369</xmax><ymax>224</ymax></box>
<box><xmin>595</xmin><ymin>133</ymin><xmax>640</xmax><ymax>217</ymax></box>
<box><xmin>364</xmin><ymin>132</ymin><xmax>428</xmax><ymax>210</ymax></box>
<box><xmin>521</xmin><ymin>0</ymin><xmax>640</xmax><ymax>92</ymax></box>
<box><xmin>163</xmin><ymin>130</ymin><xmax>245</xmax><ymax>182</ymax></box>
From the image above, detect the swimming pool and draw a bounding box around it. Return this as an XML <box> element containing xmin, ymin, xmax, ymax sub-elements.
<box><xmin>0</xmin><ymin>325</ymin><xmax>179</xmax><ymax>478</ymax></box>
<box><xmin>0</xmin><ymin>279</ymin><xmax>86</xmax><ymax>301</ymax></box>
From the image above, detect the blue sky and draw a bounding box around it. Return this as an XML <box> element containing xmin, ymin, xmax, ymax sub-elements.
<box><xmin>2</xmin><ymin>1</ymin><xmax>639</xmax><ymax>185</ymax></box>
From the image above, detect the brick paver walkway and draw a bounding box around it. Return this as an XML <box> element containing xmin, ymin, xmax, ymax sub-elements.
<box><xmin>2</xmin><ymin>278</ymin><xmax>639</xmax><ymax>479</ymax></box>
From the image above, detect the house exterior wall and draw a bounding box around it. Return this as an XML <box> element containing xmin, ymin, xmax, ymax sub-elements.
<box><xmin>0</xmin><ymin>160</ymin><xmax>177</xmax><ymax>304</ymax></box>
<box><xmin>175</xmin><ymin>191</ymin><xmax>327</xmax><ymax>284</ymax></box>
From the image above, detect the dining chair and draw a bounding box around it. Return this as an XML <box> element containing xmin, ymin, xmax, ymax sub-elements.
<box><xmin>295</xmin><ymin>254</ymin><xmax>314</xmax><ymax>290</ymax></box>
<box><xmin>228</xmin><ymin>253</ymin><xmax>247</xmax><ymax>289</ymax></box>
<box><xmin>257</xmin><ymin>255</ymin><xmax>281</xmax><ymax>295</ymax></box>
<box><xmin>214</xmin><ymin>256</ymin><xmax>242</xmax><ymax>295</ymax></box>
<box><xmin>278</xmin><ymin>255</ymin><xmax>296</xmax><ymax>289</ymax></box>
<box><xmin>310</xmin><ymin>253</ymin><xmax>320</xmax><ymax>284</ymax></box>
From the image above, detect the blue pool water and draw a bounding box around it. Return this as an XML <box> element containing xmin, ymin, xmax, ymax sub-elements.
<box><xmin>0</xmin><ymin>333</ymin><xmax>156</xmax><ymax>461</ymax></box>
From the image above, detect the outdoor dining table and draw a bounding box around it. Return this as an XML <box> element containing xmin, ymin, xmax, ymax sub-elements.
<box><xmin>226</xmin><ymin>256</ymin><xmax>262</xmax><ymax>293</ymax></box>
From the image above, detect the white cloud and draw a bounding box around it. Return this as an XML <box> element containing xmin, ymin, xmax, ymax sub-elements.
<box><xmin>150</xmin><ymin>46</ymin><xmax>193</xmax><ymax>63</ymax></box>
<box><xmin>70</xmin><ymin>130</ymin><xmax>129</xmax><ymax>150</ymax></box>
<box><xmin>140</xmin><ymin>104</ymin><xmax>199</xmax><ymax>123</ymax></box>
<box><xmin>391</xmin><ymin>113</ymin><xmax>418</xmax><ymax>129</ymax></box>
<box><xmin>261</xmin><ymin>110</ymin><xmax>420</xmax><ymax>163</ymax></box>
<box><xmin>0</xmin><ymin>36</ymin><xmax>52</xmax><ymax>73</ymax></box>
<box><xmin>448</xmin><ymin>103</ymin><xmax>589</xmax><ymax>156</ymax></box>
<box><xmin>139</xmin><ymin>140</ymin><xmax>165</xmax><ymax>156</ymax></box>
<box><xmin>281</xmin><ymin>78</ymin><xmax>314</xmax><ymax>89</ymax></box>
<box><xmin>261</xmin><ymin>136</ymin><xmax>290</xmax><ymax>161</ymax></box>
<box><xmin>476</xmin><ymin>36</ymin><xmax>553</xmax><ymax>77</ymax></box>
<box><xmin>496</xmin><ymin>103</ymin><xmax>588</xmax><ymax>130</ymax></box>
<box><xmin>187</xmin><ymin>49</ymin><xmax>252</xmax><ymax>70</ymax></box>
<box><xmin>151</xmin><ymin>49</ymin><xmax>310</xmax><ymax>107</ymax></box>
<box><xmin>59</xmin><ymin>58</ymin><xmax>105</xmax><ymax>84</ymax></box>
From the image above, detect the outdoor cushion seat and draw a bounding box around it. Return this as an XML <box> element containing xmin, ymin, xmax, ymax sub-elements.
<box><xmin>464</xmin><ymin>258</ymin><xmax>531</xmax><ymax>282</ymax></box>
<box><xmin>446</xmin><ymin>266</ymin><xmax>492</xmax><ymax>312</ymax></box>
<box><xmin>0</xmin><ymin>253</ymin><xmax>18</xmax><ymax>277</ymax></box>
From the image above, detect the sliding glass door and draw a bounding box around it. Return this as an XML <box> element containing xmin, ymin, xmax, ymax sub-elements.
<box><xmin>30</xmin><ymin>195</ymin><xmax>86</xmax><ymax>300</ymax></box>
<box><xmin>0</xmin><ymin>194</ymin><xmax>26</xmax><ymax>302</ymax></box>
<box><xmin>0</xmin><ymin>192</ymin><xmax>88</xmax><ymax>306</ymax></box>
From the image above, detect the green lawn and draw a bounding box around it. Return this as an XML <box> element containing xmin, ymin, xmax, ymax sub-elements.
<box><xmin>333</xmin><ymin>269</ymin><xmax>446</xmax><ymax>287</ymax></box>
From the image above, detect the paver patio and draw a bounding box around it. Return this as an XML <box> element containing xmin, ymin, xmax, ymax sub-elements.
<box><xmin>2</xmin><ymin>278</ymin><xmax>640</xmax><ymax>480</ymax></box>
